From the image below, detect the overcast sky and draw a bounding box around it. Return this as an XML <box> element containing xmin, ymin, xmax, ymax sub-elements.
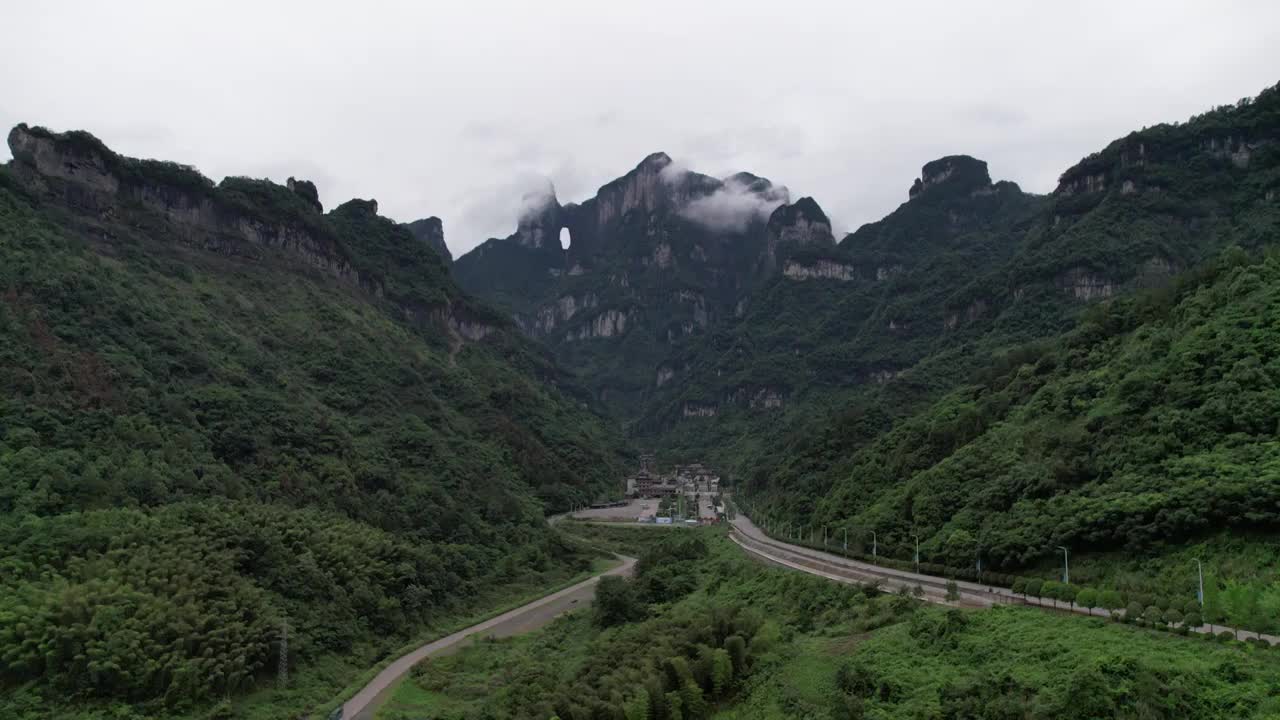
<box><xmin>3</xmin><ymin>1</ymin><xmax>1278</xmax><ymax>255</ymax></box>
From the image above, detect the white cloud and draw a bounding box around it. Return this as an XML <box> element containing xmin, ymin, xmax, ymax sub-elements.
<box><xmin>2</xmin><ymin>1</ymin><xmax>1278</xmax><ymax>251</ymax></box>
<box><xmin>679</xmin><ymin>176</ymin><xmax>790</xmax><ymax>233</ymax></box>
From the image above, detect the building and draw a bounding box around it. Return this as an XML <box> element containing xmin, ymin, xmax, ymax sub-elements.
<box><xmin>624</xmin><ymin>456</ymin><xmax>719</xmax><ymax>499</ymax></box>
<box><xmin>627</xmin><ymin>470</ymin><xmax>679</xmax><ymax>497</ymax></box>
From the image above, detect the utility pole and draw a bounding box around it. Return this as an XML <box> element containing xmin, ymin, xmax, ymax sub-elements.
<box><xmin>843</xmin><ymin>527</ymin><xmax>848</xmax><ymax>552</ymax></box>
<box><xmin>823</xmin><ymin>526</ymin><xmax>827</xmax><ymax>546</ymax></box>
<box><xmin>976</xmin><ymin>547</ymin><xmax>983</xmax><ymax>584</ymax></box>
<box><xmin>1194</xmin><ymin>558</ymin><xmax>1204</xmax><ymax>606</ymax></box>
<box><xmin>278</xmin><ymin>615</ymin><xmax>288</xmax><ymax>689</ymax></box>
<box><xmin>871</xmin><ymin>530</ymin><xmax>877</xmax><ymax>559</ymax></box>
<box><xmin>912</xmin><ymin>534</ymin><xmax>921</xmax><ymax>574</ymax></box>
<box><xmin>1057</xmin><ymin>546</ymin><xmax>1070</xmax><ymax>584</ymax></box>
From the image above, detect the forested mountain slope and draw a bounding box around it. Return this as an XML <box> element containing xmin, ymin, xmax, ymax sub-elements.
<box><xmin>647</xmin><ymin>81</ymin><xmax>1277</xmax><ymax>477</ymax></box>
<box><xmin>0</xmin><ymin>125</ymin><xmax>625</xmax><ymax>715</ymax></box>
<box><xmin>814</xmin><ymin>247</ymin><xmax>1280</xmax><ymax>565</ymax></box>
<box><xmin>725</xmin><ymin>82</ymin><xmax>1280</xmax><ymax>589</ymax></box>
<box><xmin>451</xmin><ymin>80</ymin><xmax>1280</xmax><ymax>585</ymax></box>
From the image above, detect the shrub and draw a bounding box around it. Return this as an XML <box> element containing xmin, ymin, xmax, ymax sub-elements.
<box><xmin>945</xmin><ymin>580</ymin><xmax>959</xmax><ymax>602</ymax></box>
<box><xmin>1126</xmin><ymin>601</ymin><xmax>1145</xmax><ymax>621</ymax></box>
<box><xmin>1025</xmin><ymin>579</ymin><xmax>1043</xmax><ymax>599</ymax></box>
<box><xmin>594</xmin><ymin>576</ymin><xmax>644</xmax><ymax>628</ymax></box>
<box><xmin>1043</xmin><ymin>580</ymin><xmax>1062</xmax><ymax>606</ymax></box>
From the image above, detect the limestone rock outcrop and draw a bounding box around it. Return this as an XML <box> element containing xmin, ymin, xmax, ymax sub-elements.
<box><xmin>908</xmin><ymin>155</ymin><xmax>993</xmax><ymax>200</ymax></box>
<box><xmin>406</xmin><ymin>216</ymin><xmax>451</xmax><ymax>263</ymax></box>
<box><xmin>6</xmin><ymin>123</ymin><xmax>494</xmax><ymax>344</ymax></box>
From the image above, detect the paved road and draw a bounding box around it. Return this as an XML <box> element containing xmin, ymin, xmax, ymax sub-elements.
<box><xmin>731</xmin><ymin>513</ymin><xmax>1279</xmax><ymax>643</ymax></box>
<box><xmin>343</xmin><ymin>554</ymin><xmax>636</xmax><ymax>720</ymax></box>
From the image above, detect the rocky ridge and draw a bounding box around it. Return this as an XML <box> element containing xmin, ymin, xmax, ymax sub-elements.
<box><xmin>6</xmin><ymin>124</ymin><xmax>496</xmax><ymax>342</ymax></box>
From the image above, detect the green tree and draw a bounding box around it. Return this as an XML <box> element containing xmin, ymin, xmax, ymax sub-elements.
<box><xmin>666</xmin><ymin>691</ymin><xmax>683</xmax><ymax>720</ymax></box>
<box><xmin>1076</xmin><ymin>588</ymin><xmax>1097</xmax><ymax>613</ymax></box>
<box><xmin>1126</xmin><ymin>601</ymin><xmax>1145</xmax><ymax>622</ymax></box>
<box><xmin>594</xmin><ymin>576</ymin><xmax>643</xmax><ymax>628</ymax></box>
<box><xmin>941</xmin><ymin>529</ymin><xmax>977</xmax><ymax>568</ymax></box>
<box><xmin>710</xmin><ymin>648</ymin><xmax>733</xmax><ymax>697</ymax></box>
<box><xmin>1043</xmin><ymin>580</ymin><xmax>1061</xmax><ymax>607</ymax></box>
<box><xmin>680</xmin><ymin>681</ymin><xmax>707</xmax><ymax>719</ymax></box>
<box><xmin>624</xmin><ymin>690</ymin><xmax>651</xmax><ymax>720</ymax></box>
<box><xmin>1025</xmin><ymin>579</ymin><xmax>1043</xmax><ymax>602</ymax></box>
<box><xmin>724</xmin><ymin>635</ymin><xmax>748</xmax><ymax>676</ymax></box>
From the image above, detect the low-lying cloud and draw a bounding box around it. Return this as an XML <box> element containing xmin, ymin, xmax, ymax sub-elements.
<box><xmin>517</xmin><ymin>176</ymin><xmax>558</xmax><ymax>221</ymax></box>
<box><xmin>676</xmin><ymin>173</ymin><xmax>790</xmax><ymax>233</ymax></box>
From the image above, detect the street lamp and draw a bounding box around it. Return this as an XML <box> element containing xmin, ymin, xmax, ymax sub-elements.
<box><xmin>911</xmin><ymin>534</ymin><xmax>921</xmax><ymax>574</ymax></box>
<box><xmin>870</xmin><ymin>530</ymin><xmax>877</xmax><ymax>559</ymax></box>
<box><xmin>976</xmin><ymin>546</ymin><xmax>983</xmax><ymax>584</ymax></box>
<box><xmin>843</xmin><ymin>527</ymin><xmax>848</xmax><ymax>552</ymax></box>
<box><xmin>823</xmin><ymin>526</ymin><xmax>828</xmax><ymax>546</ymax></box>
<box><xmin>1194</xmin><ymin>558</ymin><xmax>1204</xmax><ymax>606</ymax></box>
<box><xmin>1057</xmin><ymin>546</ymin><xmax>1069</xmax><ymax>584</ymax></box>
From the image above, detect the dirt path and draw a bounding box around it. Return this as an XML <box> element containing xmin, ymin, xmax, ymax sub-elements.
<box><xmin>342</xmin><ymin>554</ymin><xmax>636</xmax><ymax>720</ymax></box>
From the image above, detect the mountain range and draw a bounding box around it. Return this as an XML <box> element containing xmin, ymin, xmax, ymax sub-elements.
<box><xmin>1</xmin><ymin>78</ymin><xmax>1278</xmax><ymax>716</ymax></box>
<box><xmin>454</xmin><ymin>80</ymin><xmax>1280</xmax><ymax>574</ymax></box>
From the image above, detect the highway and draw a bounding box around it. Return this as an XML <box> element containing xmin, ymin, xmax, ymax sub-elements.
<box><xmin>731</xmin><ymin>512</ymin><xmax>1280</xmax><ymax>643</ymax></box>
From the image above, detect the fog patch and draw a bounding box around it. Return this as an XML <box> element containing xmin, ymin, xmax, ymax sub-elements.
<box><xmin>680</xmin><ymin>176</ymin><xmax>790</xmax><ymax>233</ymax></box>
<box><xmin>517</xmin><ymin>175</ymin><xmax>558</xmax><ymax>221</ymax></box>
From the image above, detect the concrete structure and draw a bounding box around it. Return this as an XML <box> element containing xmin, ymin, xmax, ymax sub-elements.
<box><xmin>623</xmin><ymin>457</ymin><xmax>724</xmax><ymax>526</ymax></box>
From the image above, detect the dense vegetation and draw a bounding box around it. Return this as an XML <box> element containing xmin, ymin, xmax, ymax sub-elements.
<box><xmin>676</xmin><ymin>82</ymin><xmax>1280</xmax><ymax>592</ymax></box>
<box><xmin>382</xmin><ymin>528</ymin><xmax>1280</xmax><ymax>720</ymax></box>
<box><xmin>379</xmin><ymin>528</ymin><xmax>918</xmax><ymax>719</ymax></box>
<box><xmin>741</xmin><ymin>247</ymin><xmax>1278</xmax><ymax>631</ymax></box>
<box><xmin>0</xmin><ymin>130</ymin><xmax>626</xmax><ymax>717</ymax></box>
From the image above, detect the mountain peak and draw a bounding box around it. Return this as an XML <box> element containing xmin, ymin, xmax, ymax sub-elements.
<box><xmin>406</xmin><ymin>216</ymin><xmax>451</xmax><ymax>264</ymax></box>
<box><xmin>767</xmin><ymin>196</ymin><xmax>834</xmax><ymax>249</ymax></box>
<box><xmin>908</xmin><ymin>155</ymin><xmax>992</xmax><ymax>199</ymax></box>
<box><xmin>639</xmin><ymin>151</ymin><xmax>673</xmax><ymax>169</ymax></box>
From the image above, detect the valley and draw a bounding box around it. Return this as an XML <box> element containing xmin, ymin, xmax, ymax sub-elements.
<box><xmin>1</xmin><ymin>27</ymin><xmax>1278</xmax><ymax>719</ymax></box>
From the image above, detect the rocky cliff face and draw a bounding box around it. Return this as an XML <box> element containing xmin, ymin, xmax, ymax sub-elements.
<box><xmin>453</xmin><ymin>150</ymin><xmax>830</xmax><ymax>415</ymax></box>
<box><xmin>908</xmin><ymin>155</ymin><xmax>993</xmax><ymax>199</ymax></box>
<box><xmin>6</xmin><ymin>123</ymin><xmax>496</xmax><ymax>344</ymax></box>
<box><xmin>406</xmin><ymin>216</ymin><xmax>451</xmax><ymax>264</ymax></box>
<box><xmin>1054</xmin><ymin>85</ymin><xmax>1280</xmax><ymax>204</ymax></box>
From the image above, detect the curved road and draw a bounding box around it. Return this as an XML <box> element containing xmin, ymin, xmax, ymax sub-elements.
<box><xmin>731</xmin><ymin>513</ymin><xmax>1279</xmax><ymax>643</ymax></box>
<box><xmin>343</xmin><ymin>553</ymin><xmax>636</xmax><ymax>720</ymax></box>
